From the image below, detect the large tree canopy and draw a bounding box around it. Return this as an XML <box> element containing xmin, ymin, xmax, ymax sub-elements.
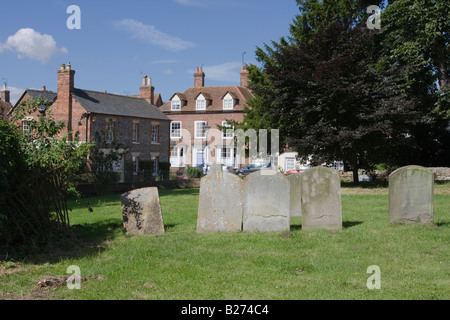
<box><xmin>241</xmin><ymin>0</ymin><xmax>449</xmax><ymax>183</ymax></box>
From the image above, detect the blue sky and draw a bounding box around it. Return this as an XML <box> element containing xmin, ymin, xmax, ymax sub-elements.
<box><xmin>0</xmin><ymin>0</ymin><xmax>299</xmax><ymax>104</ymax></box>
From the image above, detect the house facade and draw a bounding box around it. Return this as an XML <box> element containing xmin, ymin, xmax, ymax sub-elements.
<box><xmin>160</xmin><ymin>66</ymin><xmax>253</xmax><ymax>171</ymax></box>
<box><xmin>10</xmin><ymin>63</ymin><xmax>171</xmax><ymax>182</ymax></box>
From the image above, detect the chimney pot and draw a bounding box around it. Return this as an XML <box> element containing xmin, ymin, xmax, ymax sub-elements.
<box><xmin>61</xmin><ymin>64</ymin><xmax>66</xmax><ymax>70</ymax></box>
<box><xmin>42</xmin><ymin>85</ymin><xmax>46</xmax><ymax>91</ymax></box>
<box><xmin>194</xmin><ymin>66</ymin><xmax>205</xmax><ymax>88</ymax></box>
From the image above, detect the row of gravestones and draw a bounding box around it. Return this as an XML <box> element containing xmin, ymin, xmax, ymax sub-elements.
<box><xmin>197</xmin><ymin>166</ymin><xmax>342</xmax><ymax>233</ymax></box>
<box><xmin>120</xmin><ymin>165</ymin><xmax>435</xmax><ymax>235</ymax></box>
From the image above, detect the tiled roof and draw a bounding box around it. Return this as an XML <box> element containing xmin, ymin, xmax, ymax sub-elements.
<box><xmin>161</xmin><ymin>86</ymin><xmax>253</xmax><ymax>112</ymax></box>
<box><xmin>72</xmin><ymin>89</ymin><xmax>170</xmax><ymax>121</ymax></box>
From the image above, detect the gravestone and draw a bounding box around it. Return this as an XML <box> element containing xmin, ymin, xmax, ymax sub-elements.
<box><xmin>243</xmin><ymin>171</ymin><xmax>290</xmax><ymax>232</ymax></box>
<box><xmin>388</xmin><ymin>165</ymin><xmax>434</xmax><ymax>225</ymax></box>
<box><xmin>301</xmin><ymin>166</ymin><xmax>342</xmax><ymax>230</ymax></box>
<box><xmin>197</xmin><ymin>172</ymin><xmax>244</xmax><ymax>233</ymax></box>
<box><xmin>121</xmin><ymin>187</ymin><xmax>165</xmax><ymax>235</ymax></box>
<box><xmin>288</xmin><ymin>173</ymin><xmax>302</xmax><ymax>217</ymax></box>
<box><xmin>209</xmin><ymin>163</ymin><xmax>222</xmax><ymax>173</ymax></box>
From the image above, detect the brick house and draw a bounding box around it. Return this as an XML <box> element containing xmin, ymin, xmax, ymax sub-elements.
<box><xmin>10</xmin><ymin>63</ymin><xmax>170</xmax><ymax>182</ymax></box>
<box><xmin>159</xmin><ymin>66</ymin><xmax>253</xmax><ymax>172</ymax></box>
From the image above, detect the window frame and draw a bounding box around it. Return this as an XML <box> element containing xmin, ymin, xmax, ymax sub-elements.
<box><xmin>223</xmin><ymin>98</ymin><xmax>234</xmax><ymax>110</ymax></box>
<box><xmin>194</xmin><ymin>121</ymin><xmax>208</xmax><ymax>139</ymax></box>
<box><xmin>132</xmin><ymin>122</ymin><xmax>140</xmax><ymax>143</ymax></box>
<box><xmin>151</xmin><ymin>124</ymin><xmax>160</xmax><ymax>144</ymax></box>
<box><xmin>170</xmin><ymin>121</ymin><xmax>182</xmax><ymax>139</ymax></box>
<box><xmin>171</xmin><ymin>99</ymin><xmax>181</xmax><ymax>111</ymax></box>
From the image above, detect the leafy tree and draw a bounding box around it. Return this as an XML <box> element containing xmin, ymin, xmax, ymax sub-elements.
<box><xmin>379</xmin><ymin>0</ymin><xmax>450</xmax><ymax>165</ymax></box>
<box><xmin>265</xmin><ymin>22</ymin><xmax>423</xmax><ymax>183</ymax></box>
<box><xmin>2</xmin><ymin>97</ymin><xmax>90</xmax><ymax>246</ymax></box>
<box><xmin>241</xmin><ymin>0</ymin><xmax>449</xmax><ymax>182</ymax></box>
<box><xmin>87</xmin><ymin>131</ymin><xmax>129</xmax><ymax>195</ymax></box>
<box><xmin>10</xmin><ymin>96</ymin><xmax>91</xmax><ymax>197</ymax></box>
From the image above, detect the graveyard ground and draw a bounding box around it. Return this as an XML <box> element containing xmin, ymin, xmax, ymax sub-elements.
<box><xmin>0</xmin><ymin>182</ymin><xmax>449</xmax><ymax>300</ymax></box>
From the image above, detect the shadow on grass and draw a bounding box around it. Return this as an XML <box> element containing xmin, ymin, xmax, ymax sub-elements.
<box><xmin>290</xmin><ymin>221</ymin><xmax>363</xmax><ymax>231</ymax></box>
<box><xmin>0</xmin><ymin>219</ymin><xmax>124</xmax><ymax>264</ymax></box>
<box><xmin>164</xmin><ymin>223</ymin><xmax>178</xmax><ymax>231</ymax></box>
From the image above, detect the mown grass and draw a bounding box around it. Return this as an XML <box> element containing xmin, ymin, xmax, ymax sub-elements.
<box><xmin>0</xmin><ymin>183</ymin><xmax>449</xmax><ymax>300</ymax></box>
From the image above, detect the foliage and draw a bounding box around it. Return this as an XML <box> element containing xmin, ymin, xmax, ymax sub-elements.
<box><xmin>1</xmin><ymin>97</ymin><xmax>90</xmax><ymax>246</ymax></box>
<box><xmin>241</xmin><ymin>0</ymin><xmax>450</xmax><ymax>183</ymax></box>
<box><xmin>186</xmin><ymin>165</ymin><xmax>202</xmax><ymax>179</ymax></box>
<box><xmin>0</xmin><ymin>119</ymin><xmax>28</xmax><ymax>231</ymax></box>
<box><xmin>139</xmin><ymin>160</ymin><xmax>154</xmax><ymax>182</ymax></box>
<box><xmin>378</xmin><ymin>0</ymin><xmax>450</xmax><ymax>165</ymax></box>
<box><xmin>158</xmin><ymin>162</ymin><xmax>171</xmax><ymax>180</ymax></box>
<box><xmin>10</xmin><ymin>96</ymin><xmax>92</xmax><ymax>197</ymax></box>
<box><xmin>87</xmin><ymin>131</ymin><xmax>129</xmax><ymax>194</ymax></box>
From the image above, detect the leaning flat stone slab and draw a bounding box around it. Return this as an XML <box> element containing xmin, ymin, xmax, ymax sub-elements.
<box><xmin>301</xmin><ymin>166</ymin><xmax>342</xmax><ymax>230</ymax></box>
<box><xmin>243</xmin><ymin>171</ymin><xmax>290</xmax><ymax>233</ymax></box>
<box><xmin>197</xmin><ymin>172</ymin><xmax>244</xmax><ymax>233</ymax></box>
<box><xmin>121</xmin><ymin>187</ymin><xmax>165</xmax><ymax>235</ymax></box>
<box><xmin>389</xmin><ymin>165</ymin><xmax>434</xmax><ymax>225</ymax></box>
<box><xmin>288</xmin><ymin>173</ymin><xmax>302</xmax><ymax>217</ymax></box>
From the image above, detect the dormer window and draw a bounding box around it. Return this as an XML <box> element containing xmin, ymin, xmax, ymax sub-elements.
<box><xmin>195</xmin><ymin>93</ymin><xmax>210</xmax><ymax>111</ymax></box>
<box><xmin>196</xmin><ymin>97</ymin><xmax>206</xmax><ymax>110</ymax></box>
<box><xmin>222</xmin><ymin>92</ymin><xmax>235</xmax><ymax>110</ymax></box>
<box><xmin>171</xmin><ymin>99</ymin><xmax>181</xmax><ymax>111</ymax></box>
<box><xmin>171</xmin><ymin>94</ymin><xmax>186</xmax><ymax>111</ymax></box>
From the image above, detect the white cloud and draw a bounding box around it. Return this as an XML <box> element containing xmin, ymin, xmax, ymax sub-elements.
<box><xmin>162</xmin><ymin>69</ymin><xmax>173</xmax><ymax>75</ymax></box>
<box><xmin>115</xmin><ymin>19</ymin><xmax>196</xmax><ymax>52</ymax></box>
<box><xmin>194</xmin><ymin>62</ymin><xmax>242</xmax><ymax>82</ymax></box>
<box><xmin>0</xmin><ymin>28</ymin><xmax>67</xmax><ymax>64</ymax></box>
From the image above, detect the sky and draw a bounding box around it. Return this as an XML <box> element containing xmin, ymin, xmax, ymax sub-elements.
<box><xmin>0</xmin><ymin>0</ymin><xmax>300</xmax><ymax>105</ymax></box>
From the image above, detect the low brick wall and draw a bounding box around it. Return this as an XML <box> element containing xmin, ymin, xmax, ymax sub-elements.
<box><xmin>76</xmin><ymin>178</ymin><xmax>201</xmax><ymax>197</ymax></box>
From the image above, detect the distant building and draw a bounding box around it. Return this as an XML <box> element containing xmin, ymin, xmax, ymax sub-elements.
<box><xmin>0</xmin><ymin>84</ymin><xmax>12</xmax><ymax>120</ymax></box>
<box><xmin>10</xmin><ymin>63</ymin><xmax>171</xmax><ymax>182</ymax></box>
<box><xmin>160</xmin><ymin>66</ymin><xmax>253</xmax><ymax>171</ymax></box>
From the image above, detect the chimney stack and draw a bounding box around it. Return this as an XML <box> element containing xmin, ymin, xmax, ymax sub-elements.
<box><xmin>240</xmin><ymin>65</ymin><xmax>249</xmax><ymax>88</ymax></box>
<box><xmin>56</xmin><ymin>62</ymin><xmax>76</xmax><ymax>139</ymax></box>
<box><xmin>140</xmin><ymin>75</ymin><xmax>155</xmax><ymax>105</ymax></box>
<box><xmin>42</xmin><ymin>85</ymin><xmax>46</xmax><ymax>91</ymax></box>
<box><xmin>1</xmin><ymin>83</ymin><xmax>10</xmax><ymax>104</ymax></box>
<box><xmin>194</xmin><ymin>66</ymin><xmax>205</xmax><ymax>88</ymax></box>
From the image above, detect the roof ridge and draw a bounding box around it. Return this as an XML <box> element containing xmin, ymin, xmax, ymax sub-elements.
<box><xmin>74</xmin><ymin>88</ymin><xmax>148</xmax><ymax>100</ymax></box>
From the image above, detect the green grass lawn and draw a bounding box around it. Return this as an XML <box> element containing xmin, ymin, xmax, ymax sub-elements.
<box><xmin>1</xmin><ymin>184</ymin><xmax>449</xmax><ymax>300</ymax></box>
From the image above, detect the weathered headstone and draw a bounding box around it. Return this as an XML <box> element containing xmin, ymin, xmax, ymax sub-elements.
<box><xmin>301</xmin><ymin>166</ymin><xmax>342</xmax><ymax>230</ymax></box>
<box><xmin>243</xmin><ymin>171</ymin><xmax>290</xmax><ymax>232</ymax></box>
<box><xmin>288</xmin><ymin>173</ymin><xmax>302</xmax><ymax>217</ymax></box>
<box><xmin>197</xmin><ymin>172</ymin><xmax>244</xmax><ymax>233</ymax></box>
<box><xmin>209</xmin><ymin>163</ymin><xmax>222</xmax><ymax>173</ymax></box>
<box><xmin>121</xmin><ymin>187</ymin><xmax>165</xmax><ymax>235</ymax></box>
<box><xmin>388</xmin><ymin>165</ymin><xmax>434</xmax><ymax>225</ymax></box>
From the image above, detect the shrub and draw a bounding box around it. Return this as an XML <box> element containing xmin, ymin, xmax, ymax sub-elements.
<box><xmin>187</xmin><ymin>166</ymin><xmax>202</xmax><ymax>178</ymax></box>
